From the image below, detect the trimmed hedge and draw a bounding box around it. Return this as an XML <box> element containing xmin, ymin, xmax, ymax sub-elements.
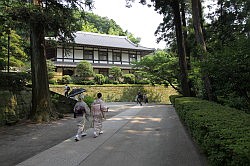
<box><xmin>172</xmin><ymin>97</ymin><xmax>250</xmax><ymax>166</ymax></box>
<box><xmin>169</xmin><ymin>95</ymin><xmax>183</xmax><ymax>106</ymax></box>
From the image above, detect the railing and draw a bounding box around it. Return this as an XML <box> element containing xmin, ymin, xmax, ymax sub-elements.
<box><xmin>53</xmin><ymin>57</ymin><xmax>133</xmax><ymax>65</ymax></box>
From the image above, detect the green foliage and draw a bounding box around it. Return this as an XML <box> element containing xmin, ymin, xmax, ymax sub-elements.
<box><xmin>75</xmin><ymin>60</ymin><xmax>95</xmax><ymax>80</ymax></box>
<box><xmin>48</xmin><ymin>79</ymin><xmax>57</xmax><ymax>85</ymax></box>
<box><xmin>81</xmin><ymin>12</ymin><xmax>140</xmax><ymax>44</ymax></box>
<box><xmin>46</xmin><ymin>60</ymin><xmax>55</xmax><ymax>80</ymax></box>
<box><xmin>94</xmin><ymin>74</ymin><xmax>105</xmax><ymax>85</ymax></box>
<box><xmin>109</xmin><ymin>66</ymin><xmax>122</xmax><ymax>82</ymax></box>
<box><xmin>174</xmin><ymin>97</ymin><xmax>250</xmax><ymax>166</ymax></box>
<box><xmin>71</xmin><ymin>76</ymin><xmax>95</xmax><ymax>85</ymax></box>
<box><xmin>203</xmin><ymin>35</ymin><xmax>250</xmax><ymax>112</ymax></box>
<box><xmin>123</xmin><ymin>74</ymin><xmax>135</xmax><ymax>84</ymax></box>
<box><xmin>0</xmin><ymin>30</ymin><xmax>28</xmax><ymax>70</ymax></box>
<box><xmin>169</xmin><ymin>95</ymin><xmax>183</xmax><ymax>106</ymax></box>
<box><xmin>82</xmin><ymin>80</ymin><xmax>95</xmax><ymax>85</ymax></box>
<box><xmin>58</xmin><ymin>75</ymin><xmax>71</xmax><ymax>84</ymax></box>
<box><xmin>83</xmin><ymin>95</ymin><xmax>94</xmax><ymax>108</ymax></box>
<box><xmin>0</xmin><ymin>72</ymin><xmax>31</xmax><ymax>89</ymax></box>
<box><xmin>133</xmin><ymin>50</ymin><xmax>180</xmax><ymax>90</ymax></box>
<box><xmin>71</xmin><ymin>76</ymin><xmax>83</xmax><ymax>85</ymax></box>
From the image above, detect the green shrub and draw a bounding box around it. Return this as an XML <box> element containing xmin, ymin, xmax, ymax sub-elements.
<box><xmin>112</xmin><ymin>81</ymin><xmax>119</xmax><ymax>85</ymax></box>
<box><xmin>94</xmin><ymin>74</ymin><xmax>105</xmax><ymax>85</ymax></box>
<box><xmin>49</xmin><ymin>79</ymin><xmax>57</xmax><ymax>85</ymax></box>
<box><xmin>0</xmin><ymin>72</ymin><xmax>31</xmax><ymax>90</ymax></box>
<box><xmin>123</xmin><ymin>74</ymin><xmax>135</xmax><ymax>84</ymax></box>
<box><xmin>174</xmin><ymin>97</ymin><xmax>250</xmax><ymax>166</ymax></box>
<box><xmin>82</xmin><ymin>80</ymin><xmax>95</xmax><ymax>85</ymax></box>
<box><xmin>58</xmin><ymin>75</ymin><xmax>71</xmax><ymax>84</ymax></box>
<box><xmin>83</xmin><ymin>95</ymin><xmax>94</xmax><ymax>108</ymax></box>
<box><xmin>71</xmin><ymin>76</ymin><xmax>83</xmax><ymax>84</ymax></box>
<box><xmin>169</xmin><ymin>95</ymin><xmax>183</xmax><ymax>105</ymax></box>
<box><xmin>104</xmin><ymin>76</ymin><xmax>111</xmax><ymax>84</ymax></box>
<box><xmin>75</xmin><ymin>60</ymin><xmax>95</xmax><ymax>79</ymax></box>
<box><xmin>136</xmin><ymin>79</ymin><xmax>150</xmax><ymax>84</ymax></box>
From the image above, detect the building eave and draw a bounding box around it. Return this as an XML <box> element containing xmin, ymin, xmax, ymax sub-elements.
<box><xmin>54</xmin><ymin>61</ymin><xmax>133</xmax><ymax>70</ymax></box>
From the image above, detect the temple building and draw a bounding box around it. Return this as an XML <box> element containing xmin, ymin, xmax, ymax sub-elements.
<box><xmin>46</xmin><ymin>31</ymin><xmax>155</xmax><ymax>78</ymax></box>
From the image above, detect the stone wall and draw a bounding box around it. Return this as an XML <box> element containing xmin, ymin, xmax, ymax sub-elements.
<box><xmin>0</xmin><ymin>88</ymin><xmax>32</xmax><ymax>126</ymax></box>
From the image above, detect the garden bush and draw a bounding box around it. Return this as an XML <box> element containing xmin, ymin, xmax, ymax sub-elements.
<box><xmin>0</xmin><ymin>72</ymin><xmax>31</xmax><ymax>90</ymax></box>
<box><xmin>172</xmin><ymin>96</ymin><xmax>250</xmax><ymax>166</ymax></box>
<box><xmin>123</xmin><ymin>74</ymin><xmax>135</xmax><ymax>84</ymax></box>
<box><xmin>83</xmin><ymin>95</ymin><xmax>94</xmax><ymax>108</ymax></box>
<box><xmin>71</xmin><ymin>76</ymin><xmax>82</xmax><ymax>84</ymax></box>
<box><xmin>169</xmin><ymin>94</ymin><xmax>183</xmax><ymax>106</ymax></box>
<box><xmin>82</xmin><ymin>80</ymin><xmax>95</xmax><ymax>85</ymax></box>
<box><xmin>94</xmin><ymin>74</ymin><xmax>105</xmax><ymax>85</ymax></box>
<box><xmin>58</xmin><ymin>75</ymin><xmax>71</xmax><ymax>84</ymax></box>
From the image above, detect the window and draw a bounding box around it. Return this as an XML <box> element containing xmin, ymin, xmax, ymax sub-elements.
<box><xmin>99</xmin><ymin>51</ymin><xmax>108</xmax><ymax>61</ymax></box>
<box><xmin>113</xmin><ymin>52</ymin><xmax>121</xmax><ymax>62</ymax></box>
<box><xmin>83</xmin><ymin>50</ymin><xmax>93</xmax><ymax>60</ymax></box>
<box><xmin>129</xmin><ymin>54</ymin><xmax>137</xmax><ymax>63</ymax></box>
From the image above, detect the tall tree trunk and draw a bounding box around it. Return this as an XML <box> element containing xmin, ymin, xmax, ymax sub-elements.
<box><xmin>171</xmin><ymin>1</ymin><xmax>191</xmax><ymax>97</ymax></box>
<box><xmin>180</xmin><ymin>1</ymin><xmax>191</xmax><ymax>70</ymax></box>
<box><xmin>191</xmin><ymin>0</ymin><xmax>215</xmax><ymax>101</ymax></box>
<box><xmin>181</xmin><ymin>1</ymin><xmax>196</xmax><ymax>97</ymax></box>
<box><xmin>30</xmin><ymin>21</ymin><xmax>54</xmax><ymax>122</ymax></box>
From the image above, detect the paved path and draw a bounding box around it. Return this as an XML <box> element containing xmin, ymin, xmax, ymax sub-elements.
<box><xmin>0</xmin><ymin>102</ymin><xmax>134</xmax><ymax>166</ymax></box>
<box><xmin>15</xmin><ymin>103</ymin><xmax>207</xmax><ymax>166</ymax></box>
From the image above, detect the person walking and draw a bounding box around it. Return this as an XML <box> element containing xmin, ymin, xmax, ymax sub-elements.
<box><xmin>74</xmin><ymin>94</ymin><xmax>90</xmax><ymax>141</ymax></box>
<box><xmin>64</xmin><ymin>84</ymin><xmax>70</xmax><ymax>97</ymax></box>
<box><xmin>91</xmin><ymin>92</ymin><xmax>108</xmax><ymax>138</ymax></box>
<box><xmin>137</xmin><ymin>91</ymin><xmax>143</xmax><ymax>106</ymax></box>
<box><xmin>143</xmin><ymin>94</ymin><xmax>148</xmax><ymax>104</ymax></box>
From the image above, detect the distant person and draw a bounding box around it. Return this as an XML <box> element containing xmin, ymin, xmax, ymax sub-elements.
<box><xmin>73</xmin><ymin>94</ymin><xmax>90</xmax><ymax>141</ymax></box>
<box><xmin>64</xmin><ymin>84</ymin><xmax>70</xmax><ymax>97</ymax></box>
<box><xmin>91</xmin><ymin>92</ymin><xmax>108</xmax><ymax>138</ymax></box>
<box><xmin>143</xmin><ymin>94</ymin><xmax>148</xmax><ymax>104</ymax></box>
<box><xmin>137</xmin><ymin>91</ymin><xmax>143</xmax><ymax>106</ymax></box>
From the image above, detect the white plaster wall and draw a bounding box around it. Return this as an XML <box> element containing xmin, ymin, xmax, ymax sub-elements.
<box><xmin>57</xmin><ymin>48</ymin><xmax>63</xmax><ymax>61</ymax></box>
<box><xmin>100</xmin><ymin>61</ymin><xmax>108</xmax><ymax>64</ymax></box>
<box><xmin>108</xmin><ymin>51</ymin><xmax>112</xmax><ymax>61</ymax></box>
<box><xmin>108</xmin><ymin>51</ymin><xmax>112</xmax><ymax>64</ymax></box>
<box><xmin>94</xmin><ymin>50</ymin><xmax>98</xmax><ymax>61</ymax></box>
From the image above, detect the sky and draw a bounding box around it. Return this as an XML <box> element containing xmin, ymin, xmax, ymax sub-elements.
<box><xmin>91</xmin><ymin>0</ymin><xmax>166</xmax><ymax>49</ymax></box>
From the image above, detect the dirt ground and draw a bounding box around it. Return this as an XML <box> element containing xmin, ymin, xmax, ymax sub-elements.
<box><xmin>0</xmin><ymin>102</ymin><xmax>136</xmax><ymax>166</ymax></box>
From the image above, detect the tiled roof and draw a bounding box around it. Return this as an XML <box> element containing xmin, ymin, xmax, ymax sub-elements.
<box><xmin>73</xmin><ymin>31</ymin><xmax>155</xmax><ymax>52</ymax></box>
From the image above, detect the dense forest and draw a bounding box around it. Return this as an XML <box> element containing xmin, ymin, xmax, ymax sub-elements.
<box><xmin>132</xmin><ymin>0</ymin><xmax>250</xmax><ymax>112</ymax></box>
<box><xmin>0</xmin><ymin>0</ymin><xmax>249</xmax><ymax>121</ymax></box>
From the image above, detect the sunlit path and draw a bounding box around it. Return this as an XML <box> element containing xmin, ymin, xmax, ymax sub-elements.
<box><xmin>17</xmin><ymin>104</ymin><xmax>207</xmax><ymax>166</ymax></box>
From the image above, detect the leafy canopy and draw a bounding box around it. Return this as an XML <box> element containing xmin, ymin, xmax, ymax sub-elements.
<box><xmin>132</xmin><ymin>50</ymin><xmax>180</xmax><ymax>90</ymax></box>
